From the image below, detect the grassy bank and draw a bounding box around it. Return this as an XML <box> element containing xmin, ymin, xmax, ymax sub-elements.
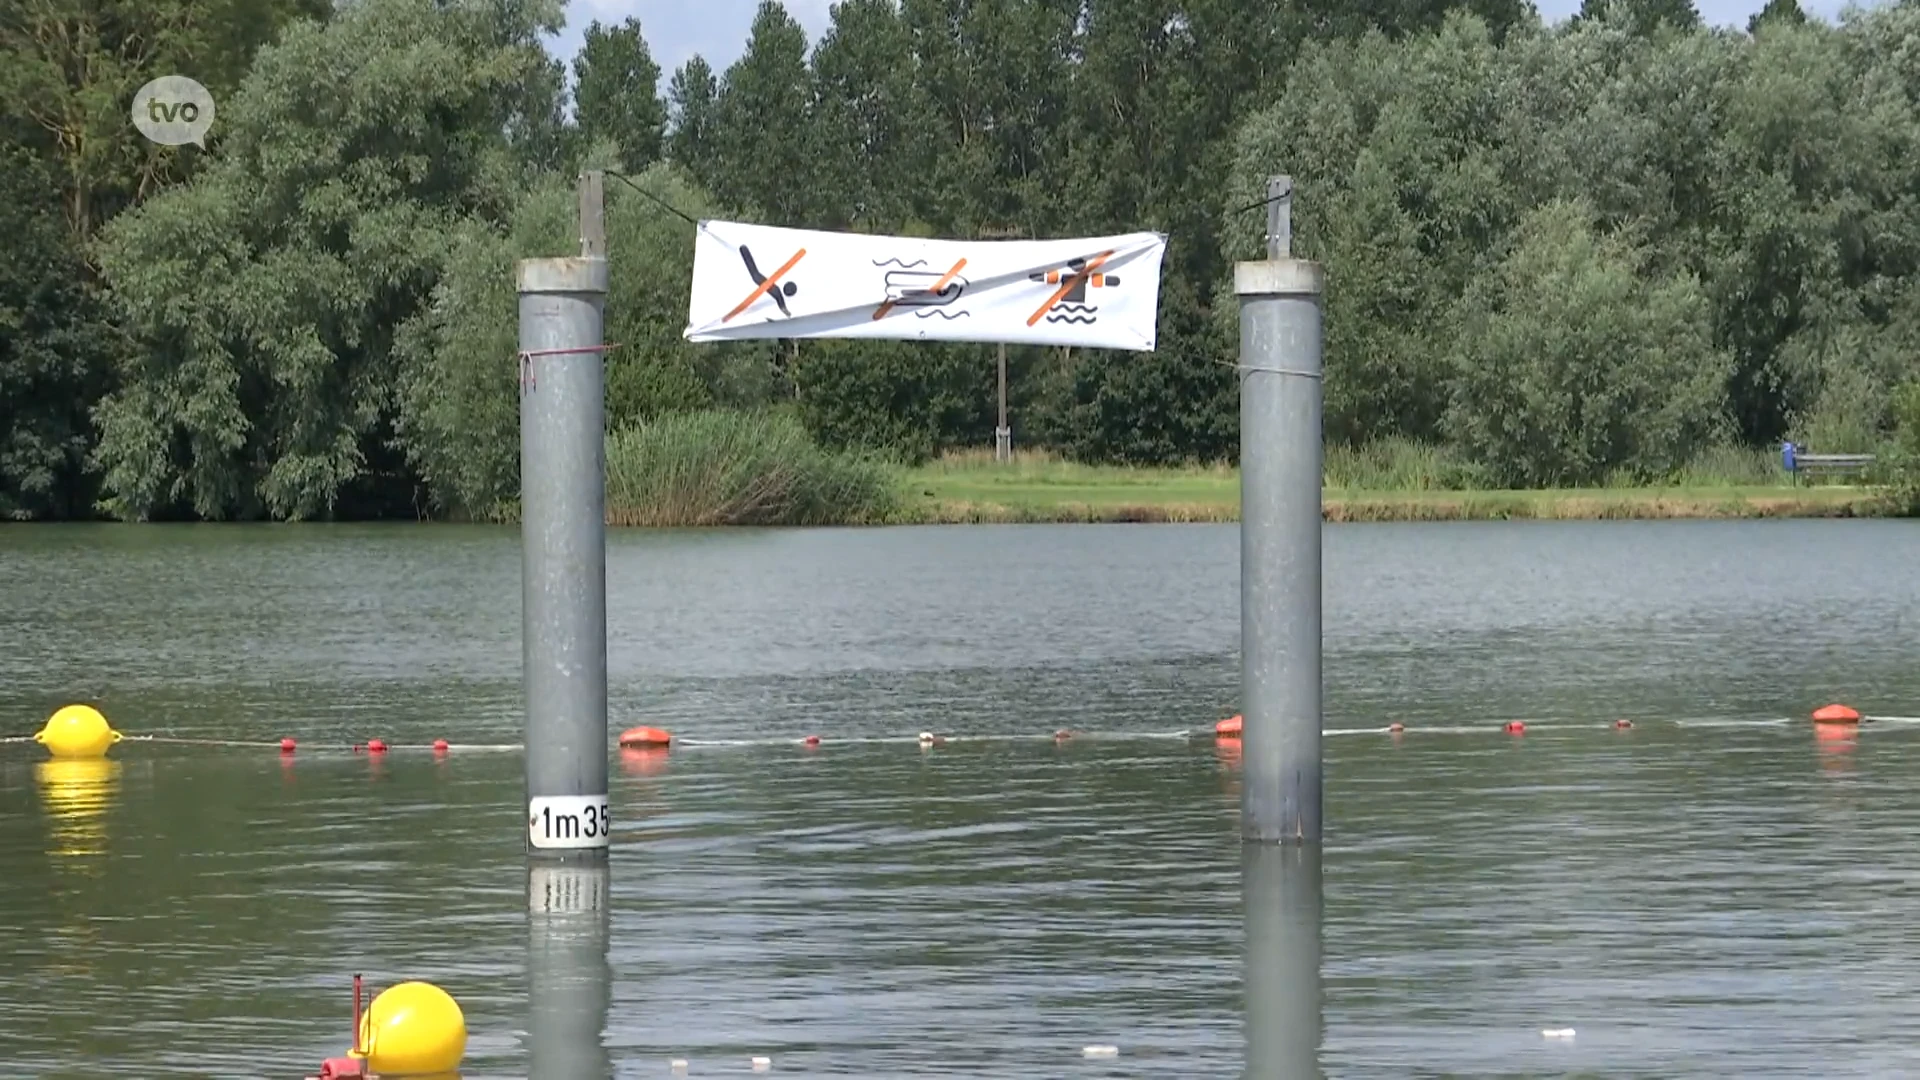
<box><xmin>492</xmin><ymin>419</ymin><xmax>1898</xmax><ymax>527</ymax></box>
<box><xmin>898</xmin><ymin>447</ymin><xmax>1897</xmax><ymax>524</ymax></box>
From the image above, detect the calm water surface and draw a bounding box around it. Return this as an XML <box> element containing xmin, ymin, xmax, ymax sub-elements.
<box><xmin>3</xmin><ymin>520</ymin><xmax>1920</xmax><ymax>1078</ymax></box>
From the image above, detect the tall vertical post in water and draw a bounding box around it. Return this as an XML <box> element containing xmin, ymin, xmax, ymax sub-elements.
<box><xmin>519</xmin><ymin>170</ymin><xmax>610</xmax><ymax>861</ymax></box>
<box><xmin>1238</xmin><ymin>175</ymin><xmax>1325</xmax><ymax>844</ymax></box>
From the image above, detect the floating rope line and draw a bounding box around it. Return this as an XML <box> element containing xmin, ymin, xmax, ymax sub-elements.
<box><xmin>3</xmin><ymin>715</ymin><xmax>1902</xmax><ymax>757</ymax></box>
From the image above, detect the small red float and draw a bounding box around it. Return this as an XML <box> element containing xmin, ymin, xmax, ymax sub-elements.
<box><xmin>1811</xmin><ymin>703</ymin><xmax>1861</xmax><ymax>723</ymax></box>
<box><xmin>803</xmin><ymin>734</ymin><xmax>821</xmax><ymax>748</ymax></box>
<box><xmin>280</xmin><ymin>737</ymin><xmax>297</xmax><ymax>754</ymax></box>
<box><xmin>366</xmin><ymin>739</ymin><xmax>387</xmax><ymax>754</ymax></box>
<box><xmin>1388</xmin><ymin>722</ymin><xmax>1405</xmax><ymax>734</ymax></box>
<box><xmin>432</xmin><ymin>738</ymin><xmax>449</xmax><ymax>753</ymax></box>
<box><xmin>619</xmin><ymin>726</ymin><xmax>672</xmax><ymax>748</ymax></box>
<box><xmin>1614</xmin><ymin>719</ymin><xmax>1633</xmax><ymax>730</ymax></box>
<box><xmin>1215</xmin><ymin>714</ymin><xmax>1243</xmax><ymax>738</ymax></box>
<box><xmin>1504</xmin><ymin>721</ymin><xmax>1526</xmax><ymax>735</ymax></box>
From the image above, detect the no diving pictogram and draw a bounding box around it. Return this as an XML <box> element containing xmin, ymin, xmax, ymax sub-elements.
<box><xmin>724</xmin><ymin>244</ymin><xmax>806</xmax><ymax>322</ymax></box>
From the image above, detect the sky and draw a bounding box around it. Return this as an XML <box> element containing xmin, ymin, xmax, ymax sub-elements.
<box><xmin>540</xmin><ymin>0</ymin><xmax>1872</xmax><ymax>85</ymax></box>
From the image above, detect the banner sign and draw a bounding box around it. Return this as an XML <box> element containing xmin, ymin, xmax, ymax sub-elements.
<box><xmin>683</xmin><ymin>220</ymin><xmax>1167</xmax><ymax>351</ymax></box>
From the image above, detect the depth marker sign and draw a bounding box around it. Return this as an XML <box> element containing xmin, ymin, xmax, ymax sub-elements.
<box><xmin>684</xmin><ymin>221</ymin><xmax>1167</xmax><ymax>351</ymax></box>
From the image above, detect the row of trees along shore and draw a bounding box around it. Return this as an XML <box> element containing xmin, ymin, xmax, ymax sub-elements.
<box><xmin>6</xmin><ymin>0</ymin><xmax>1920</xmax><ymax>522</ymax></box>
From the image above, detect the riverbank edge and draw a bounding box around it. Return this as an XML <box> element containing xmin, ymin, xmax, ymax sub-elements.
<box><xmin>884</xmin><ymin>487</ymin><xmax>1897</xmax><ymax>525</ymax></box>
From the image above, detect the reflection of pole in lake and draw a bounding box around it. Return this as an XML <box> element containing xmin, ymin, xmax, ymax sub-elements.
<box><xmin>1244</xmin><ymin>843</ymin><xmax>1322</xmax><ymax>1079</ymax></box>
<box><xmin>527</xmin><ymin>864</ymin><xmax>613</xmax><ymax>1080</ymax></box>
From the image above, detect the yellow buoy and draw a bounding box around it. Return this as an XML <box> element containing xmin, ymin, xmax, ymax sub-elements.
<box><xmin>353</xmin><ymin>981</ymin><xmax>466</xmax><ymax>1076</ymax></box>
<box><xmin>34</xmin><ymin>704</ymin><xmax>122</xmax><ymax>759</ymax></box>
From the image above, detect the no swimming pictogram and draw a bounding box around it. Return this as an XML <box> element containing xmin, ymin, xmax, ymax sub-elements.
<box><xmin>1027</xmin><ymin>252</ymin><xmax>1120</xmax><ymax>326</ymax></box>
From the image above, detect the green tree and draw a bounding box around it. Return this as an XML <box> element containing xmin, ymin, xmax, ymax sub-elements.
<box><xmin>710</xmin><ymin>1</ymin><xmax>815</xmax><ymax>223</ymax></box>
<box><xmin>394</xmin><ymin>161</ymin><xmax>775</xmax><ymax>517</ymax></box>
<box><xmin>1575</xmin><ymin>0</ymin><xmax>1701</xmax><ymax>38</ymax></box>
<box><xmin>0</xmin><ymin>146</ymin><xmax>117</xmax><ymax>519</ymax></box>
<box><xmin>808</xmin><ymin>0</ymin><xmax>934</xmax><ymax>231</ymax></box>
<box><xmin>572</xmin><ymin>17</ymin><xmax>666</xmax><ymax>172</ymax></box>
<box><xmin>0</xmin><ymin>0</ymin><xmax>331</xmax><ymax>241</ymax></box>
<box><xmin>1748</xmin><ymin>0</ymin><xmax>1806</xmax><ymax>34</ymax></box>
<box><xmin>1442</xmin><ymin>200</ymin><xmax>1731</xmax><ymax>486</ymax></box>
<box><xmin>91</xmin><ymin>0</ymin><xmax>564</xmax><ymax>520</ymax></box>
<box><xmin>666</xmin><ymin>55</ymin><xmax>721</xmax><ymax>190</ymax></box>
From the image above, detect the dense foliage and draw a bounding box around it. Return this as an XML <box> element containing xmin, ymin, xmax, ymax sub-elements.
<box><xmin>5</xmin><ymin>0</ymin><xmax>1920</xmax><ymax>518</ymax></box>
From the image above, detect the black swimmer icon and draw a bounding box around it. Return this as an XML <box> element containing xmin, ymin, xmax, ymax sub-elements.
<box><xmin>740</xmin><ymin>245</ymin><xmax>798</xmax><ymax>316</ymax></box>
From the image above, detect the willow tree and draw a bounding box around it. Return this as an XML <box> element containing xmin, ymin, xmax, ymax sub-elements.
<box><xmin>92</xmin><ymin>0</ymin><xmax>562</xmax><ymax>520</ymax></box>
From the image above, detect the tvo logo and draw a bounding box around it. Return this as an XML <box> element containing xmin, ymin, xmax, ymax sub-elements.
<box><xmin>132</xmin><ymin>76</ymin><xmax>215</xmax><ymax>147</ymax></box>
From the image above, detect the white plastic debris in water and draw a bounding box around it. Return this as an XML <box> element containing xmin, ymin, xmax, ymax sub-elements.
<box><xmin>1083</xmin><ymin>1045</ymin><xmax>1120</xmax><ymax>1058</ymax></box>
<box><xmin>670</xmin><ymin>1059</ymin><xmax>688</xmax><ymax>1072</ymax></box>
<box><xmin>751</xmin><ymin>1055</ymin><xmax>772</xmax><ymax>1071</ymax></box>
<box><xmin>1541</xmin><ymin>1028</ymin><xmax>1576</xmax><ymax>1039</ymax></box>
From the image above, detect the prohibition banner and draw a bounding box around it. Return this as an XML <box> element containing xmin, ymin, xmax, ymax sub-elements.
<box><xmin>683</xmin><ymin>220</ymin><xmax>1167</xmax><ymax>351</ymax></box>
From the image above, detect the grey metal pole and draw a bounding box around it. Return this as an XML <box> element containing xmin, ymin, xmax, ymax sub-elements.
<box><xmin>1238</xmin><ymin>174</ymin><xmax>1325</xmax><ymax>845</ymax></box>
<box><xmin>996</xmin><ymin>343</ymin><xmax>1011</xmax><ymax>461</ymax></box>
<box><xmin>527</xmin><ymin>864</ymin><xmax>613</xmax><ymax>1078</ymax></box>
<box><xmin>519</xmin><ymin>172</ymin><xmax>610</xmax><ymax>862</ymax></box>
<box><xmin>1243</xmin><ymin>843</ymin><xmax>1323</xmax><ymax>1078</ymax></box>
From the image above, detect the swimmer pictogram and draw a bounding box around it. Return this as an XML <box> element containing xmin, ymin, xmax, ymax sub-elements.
<box><xmin>723</xmin><ymin>244</ymin><xmax>806</xmax><ymax>322</ymax></box>
<box><xmin>873</xmin><ymin>257</ymin><xmax>968</xmax><ymax>321</ymax></box>
<box><xmin>1027</xmin><ymin>252</ymin><xmax>1120</xmax><ymax>326</ymax></box>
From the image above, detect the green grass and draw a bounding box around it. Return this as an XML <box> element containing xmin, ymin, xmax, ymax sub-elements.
<box><xmin>900</xmin><ymin>444</ymin><xmax>1893</xmax><ymax>523</ymax></box>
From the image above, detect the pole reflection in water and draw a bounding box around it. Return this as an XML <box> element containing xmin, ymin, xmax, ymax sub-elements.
<box><xmin>1243</xmin><ymin>842</ymin><xmax>1322</xmax><ymax>1080</ymax></box>
<box><xmin>527</xmin><ymin>863</ymin><xmax>613</xmax><ymax>1080</ymax></box>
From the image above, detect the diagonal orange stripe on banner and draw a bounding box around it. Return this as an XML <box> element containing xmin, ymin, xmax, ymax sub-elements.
<box><xmin>874</xmin><ymin>257</ymin><xmax>967</xmax><ymax>321</ymax></box>
<box><xmin>1027</xmin><ymin>251</ymin><xmax>1112</xmax><ymax>327</ymax></box>
<box><xmin>723</xmin><ymin>248</ymin><xmax>808</xmax><ymax>323</ymax></box>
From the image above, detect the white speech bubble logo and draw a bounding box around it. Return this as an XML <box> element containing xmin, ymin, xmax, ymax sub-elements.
<box><xmin>132</xmin><ymin>75</ymin><xmax>216</xmax><ymax>148</ymax></box>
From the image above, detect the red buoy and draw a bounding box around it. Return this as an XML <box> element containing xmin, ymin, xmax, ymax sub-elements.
<box><xmin>1215</xmin><ymin>714</ymin><xmax>1243</xmax><ymax>738</ymax></box>
<box><xmin>1614</xmin><ymin>718</ymin><xmax>1633</xmax><ymax>730</ymax></box>
<box><xmin>803</xmin><ymin>734</ymin><xmax>821</xmax><ymax>748</ymax></box>
<box><xmin>619</xmin><ymin>726</ymin><xmax>672</xmax><ymax>748</ymax></box>
<box><xmin>366</xmin><ymin>739</ymin><xmax>387</xmax><ymax>754</ymax></box>
<box><xmin>432</xmin><ymin>738</ymin><xmax>449</xmax><ymax>753</ymax></box>
<box><xmin>1388</xmin><ymin>722</ymin><xmax>1405</xmax><ymax>734</ymax></box>
<box><xmin>280</xmin><ymin>737</ymin><xmax>297</xmax><ymax>754</ymax></box>
<box><xmin>1811</xmin><ymin>703</ymin><xmax>1861</xmax><ymax>723</ymax></box>
<box><xmin>1504</xmin><ymin>721</ymin><xmax>1526</xmax><ymax>735</ymax></box>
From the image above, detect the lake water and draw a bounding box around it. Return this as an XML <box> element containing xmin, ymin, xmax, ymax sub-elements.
<box><xmin>3</xmin><ymin>519</ymin><xmax>1920</xmax><ymax>1078</ymax></box>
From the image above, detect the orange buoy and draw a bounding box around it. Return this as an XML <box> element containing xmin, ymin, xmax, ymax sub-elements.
<box><xmin>618</xmin><ymin>726</ymin><xmax>672</xmax><ymax>749</ymax></box>
<box><xmin>1504</xmin><ymin>721</ymin><xmax>1526</xmax><ymax>735</ymax></box>
<box><xmin>1811</xmin><ymin>704</ymin><xmax>1861</xmax><ymax>724</ymax></box>
<box><xmin>1215</xmin><ymin>714</ymin><xmax>1243</xmax><ymax>738</ymax></box>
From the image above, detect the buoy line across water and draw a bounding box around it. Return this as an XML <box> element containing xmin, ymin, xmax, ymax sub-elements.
<box><xmin>3</xmin><ymin>703</ymin><xmax>1899</xmax><ymax>760</ymax></box>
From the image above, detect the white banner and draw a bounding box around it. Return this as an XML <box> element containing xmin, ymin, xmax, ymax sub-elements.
<box><xmin>683</xmin><ymin>220</ymin><xmax>1167</xmax><ymax>351</ymax></box>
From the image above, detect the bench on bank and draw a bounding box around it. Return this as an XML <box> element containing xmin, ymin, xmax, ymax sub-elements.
<box><xmin>1781</xmin><ymin>441</ymin><xmax>1875</xmax><ymax>482</ymax></box>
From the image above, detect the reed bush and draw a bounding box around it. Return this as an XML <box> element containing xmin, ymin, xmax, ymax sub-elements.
<box><xmin>604</xmin><ymin>409</ymin><xmax>900</xmax><ymax>526</ymax></box>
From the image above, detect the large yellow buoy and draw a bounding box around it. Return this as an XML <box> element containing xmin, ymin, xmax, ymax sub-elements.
<box><xmin>34</xmin><ymin>705</ymin><xmax>122</xmax><ymax>759</ymax></box>
<box><xmin>353</xmin><ymin>982</ymin><xmax>466</xmax><ymax>1076</ymax></box>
